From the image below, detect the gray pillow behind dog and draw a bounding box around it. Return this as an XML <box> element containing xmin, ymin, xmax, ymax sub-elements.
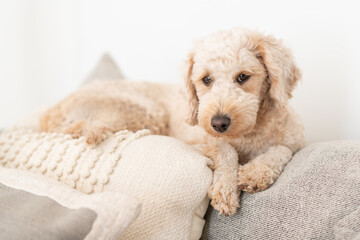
<box><xmin>202</xmin><ymin>141</ymin><xmax>360</xmax><ymax>240</ymax></box>
<box><xmin>83</xmin><ymin>53</ymin><xmax>124</xmax><ymax>85</ymax></box>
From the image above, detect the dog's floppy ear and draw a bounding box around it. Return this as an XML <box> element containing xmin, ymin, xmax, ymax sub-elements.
<box><xmin>183</xmin><ymin>52</ymin><xmax>198</xmax><ymax>125</ymax></box>
<box><xmin>255</xmin><ymin>34</ymin><xmax>301</xmax><ymax>107</ymax></box>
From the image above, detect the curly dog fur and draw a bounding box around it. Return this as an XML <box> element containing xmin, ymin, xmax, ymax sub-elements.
<box><xmin>40</xmin><ymin>28</ymin><xmax>305</xmax><ymax>215</ymax></box>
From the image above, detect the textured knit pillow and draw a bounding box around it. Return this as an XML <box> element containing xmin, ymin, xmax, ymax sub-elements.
<box><xmin>0</xmin><ymin>128</ymin><xmax>212</xmax><ymax>240</ymax></box>
<box><xmin>0</xmin><ymin>167</ymin><xmax>140</xmax><ymax>240</ymax></box>
<box><xmin>202</xmin><ymin>141</ymin><xmax>360</xmax><ymax>240</ymax></box>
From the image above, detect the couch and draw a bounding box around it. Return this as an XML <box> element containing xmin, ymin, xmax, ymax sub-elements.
<box><xmin>202</xmin><ymin>140</ymin><xmax>360</xmax><ymax>239</ymax></box>
<box><xmin>1</xmin><ymin>54</ymin><xmax>359</xmax><ymax>240</ymax></box>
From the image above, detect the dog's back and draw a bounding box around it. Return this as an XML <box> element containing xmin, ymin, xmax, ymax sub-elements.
<box><xmin>39</xmin><ymin>80</ymin><xmax>179</xmax><ymax>144</ymax></box>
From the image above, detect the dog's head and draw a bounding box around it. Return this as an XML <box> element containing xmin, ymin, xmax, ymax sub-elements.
<box><xmin>183</xmin><ymin>28</ymin><xmax>301</xmax><ymax>138</ymax></box>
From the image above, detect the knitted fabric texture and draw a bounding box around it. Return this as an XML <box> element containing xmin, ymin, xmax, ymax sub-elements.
<box><xmin>202</xmin><ymin>141</ymin><xmax>360</xmax><ymax>240</ymax></box>
<box><xmin>0</xmin><ymin>128</ymin><xmax>212</xmax><ymax>240</ymax></box>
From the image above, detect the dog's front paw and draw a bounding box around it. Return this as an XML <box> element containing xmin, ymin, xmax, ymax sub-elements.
<box><xmin>208</xmin><ymin>180</ymin><xmax>240</xmax><ymax>216</ymax></box>
<box><xmin>238</xmin><ymin>163</ymin><xmax>277</xmax><ymax>193</ymax></box>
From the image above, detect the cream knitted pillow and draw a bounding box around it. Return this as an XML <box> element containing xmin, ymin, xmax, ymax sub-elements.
<box><xmin>0</xmin><ymin>128</ymin><xmax>212</xmax><ymax>240</ymax></box>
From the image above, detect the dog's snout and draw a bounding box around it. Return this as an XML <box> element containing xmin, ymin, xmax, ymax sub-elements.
<box><xmin>211</xmin><ymin>115</ymin><xmax>231</xmax><ymax>133</ymax></box>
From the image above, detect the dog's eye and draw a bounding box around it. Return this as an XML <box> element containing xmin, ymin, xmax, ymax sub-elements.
<box><xmin>202</xmin><ymin>76</ymin><xmax>212</xmax><ymax>86</ymax></box>
<box><xmin>236</xmin><ymin>74</ymin><xmax>250</xmax><ymax>83</ymax></box>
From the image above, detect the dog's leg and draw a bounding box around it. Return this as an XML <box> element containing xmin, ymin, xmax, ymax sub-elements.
<box><xmin>197</xmin><ymin>142</ymin><xmax>240</xmax><ymax>216</ymax></box>
<box><xmin>238</xmin><ymin>145</ymin><xmax>293</xmax><ymax>193</ymax></box>
<box><xmin>83</xmin><ymin>121</ymin><xmax>114</xmax><ymax>145</ymax></box>
<box><xmin>62</xmin><ymin>120</ymin><xmax>86</xmax><ymax>139</ymax></box>
<box><xmin>61</xmin><ymin>120</ymin><xmax>113</xmax><ymax>145</ymax></box>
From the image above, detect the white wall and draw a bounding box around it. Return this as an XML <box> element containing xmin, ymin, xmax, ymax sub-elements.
<box><xmin>1</xmin><ymin>0</ymin><xmax>359</xmax><ymax>143</ymax></box>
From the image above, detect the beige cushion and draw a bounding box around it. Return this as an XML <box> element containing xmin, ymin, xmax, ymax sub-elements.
<box><xmin>0</xmin><ymin>167</ymin><xmax>140</xmax><ymax>239</ymax></box>
<box><xmin>0</xmin><ymin>127</ymin><xmax>212</xmax><ymax>239</ymax></box>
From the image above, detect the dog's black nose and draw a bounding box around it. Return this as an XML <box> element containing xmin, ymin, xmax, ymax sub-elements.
<box><xmin>211</xmin><ymin>115</ymin><xmax>231</xmax><ymax>133</ymax></box>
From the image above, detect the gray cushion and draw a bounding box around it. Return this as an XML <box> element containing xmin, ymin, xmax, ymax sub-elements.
<box><xmin>334</xmin><ymin>206</ymin><xmax>360</xmax><ymax>239</ymax></box>
<box><xmin>0</xmin><ymin>167</ymin><xmax>141</xmax><ymax>240</ymax></box>
<box><xmin>83</xmin><ymin>53</ymin><xmax>124</xmax><ymax>84</ymax></box>
<box><xmin>0</xmin><ymin>183</ymin><xmax>96</xmax><ymax>240</ymax></box>
<box><xmin>202</xmin><ymin>141</ymin><xmax>360</xmax><ymax>240</ymax></box>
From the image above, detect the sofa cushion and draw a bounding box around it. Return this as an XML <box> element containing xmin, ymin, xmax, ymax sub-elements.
<box><xmin>0</xmin><ymin>167</ymin><xmax>140</xmax><ymax>240</ymax></box>
<box><xmin>83</xmin><ymin>53</ymin><xmax>124</xmax><ymax>84</ymax></box>
<box><xmin>334</xmin><ymin>206</ymin><xmax>360</xmax><ymax>239</ymax></box>
<box><xmin>202</xmin><ymin>141</ymin><xmax>360</xmax><ymax>240</ymax></box>
<box><xmin>0</xmin><ymin>127</ymin><xmax>212</xmax><ymax>240</ymax></box>
<box><xmin>0</xmin><ymin>183</ymin><xmax>95</xmax><ymax>240</ymax></box>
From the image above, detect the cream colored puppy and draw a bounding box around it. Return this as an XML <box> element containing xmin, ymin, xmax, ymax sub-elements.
<box><xmin>40</xmin><ymin>28</ymin><xmax>305</xmax><ymax>216</ymax></box>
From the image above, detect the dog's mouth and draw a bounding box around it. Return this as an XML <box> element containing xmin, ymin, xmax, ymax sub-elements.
<box><xmin>198</xmin><ymin>94</ymin><xmax>260</xmax><ymax>138</ymax></box>
<box><xmin>202</xmin><ymin>113</ymin><xmax>256</xmax><ymax>139</ymax></box>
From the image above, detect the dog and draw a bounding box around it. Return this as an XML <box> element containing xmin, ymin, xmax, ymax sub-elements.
<box><xmin>39</xmin><ymin>28</ymin><xmax>305</xmax><ymax>216</ymax></box>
